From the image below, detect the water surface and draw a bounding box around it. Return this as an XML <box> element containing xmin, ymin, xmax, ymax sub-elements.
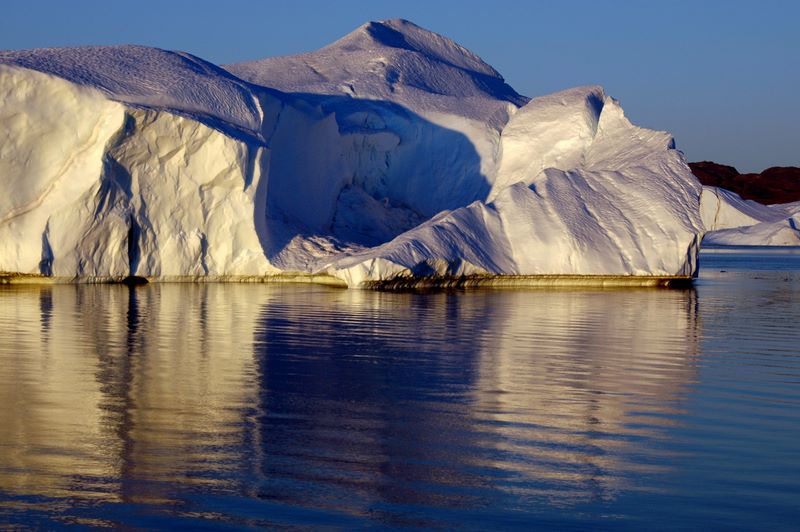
<box><xmin>0</xmin><ymin>250</ymin><xmax>798</xmax><ymax>528</ymax></box>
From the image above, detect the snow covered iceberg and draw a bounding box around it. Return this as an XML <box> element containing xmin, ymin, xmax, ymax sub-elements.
<box><xmin>699</xmin><ymin>186</ymin><xmax>800</xmax><ymax>246</ymax></box>
<box><xmin>0</xmin><ymin>19</ymin><xmax>705</xmax><ymax>287</ymax></box>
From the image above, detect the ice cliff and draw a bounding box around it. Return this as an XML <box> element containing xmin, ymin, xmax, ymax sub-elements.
<box><xmin>1</xmin><ymin>20</ymin><xmax>710</xmax><ymax>286</ymax></box>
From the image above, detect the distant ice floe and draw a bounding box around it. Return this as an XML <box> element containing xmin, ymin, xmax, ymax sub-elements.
<box><xmin>700</xmin><ymin>186</ymin><xmax>800</xmax><ymax>246</ymax></box>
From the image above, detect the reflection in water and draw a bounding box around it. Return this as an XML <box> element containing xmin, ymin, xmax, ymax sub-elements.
<box><xmin>0</xmin><ymin>285</ymin><xmax>265</xmax><ymax>506</ymax></box>
<box><xmin>0</xmin><ymin>283</ymin><xmax>702</xmax><ymax>527</ymax></box>
<box><xmin>253</xmin><ymin>288</ymin><xmax>699</xmax><ymax>526</ymax></box>
<box><xmin>474</xmin><ymin>291</ymin><xmax>698</xmax><ymax>504</ymax></box>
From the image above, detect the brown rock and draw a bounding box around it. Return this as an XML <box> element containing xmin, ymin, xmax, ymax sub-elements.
<box><xmin>689</xmin><ymin>161</ymin><xmax>800</xmax><ymax>205</ymax></box>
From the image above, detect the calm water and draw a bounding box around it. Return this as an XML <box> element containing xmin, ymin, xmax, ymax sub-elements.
<box><xmin>0</xmin><ymin>249</ymin><xmax>799</xmax><ymax>529</ymax></box>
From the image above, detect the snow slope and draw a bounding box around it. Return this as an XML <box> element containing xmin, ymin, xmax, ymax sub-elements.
<box><xmin>0</xmin><ymin>45</ymin><xmax>263</xmax><ymax>134</ymax></box>
<box><xmin>226</xmin><ymin>19</ymin><xmax>526</xmax><ymax>125</ymax></box>
<box><xmin>1</xmin><ymin>20</ymin><xmax>709</xmax><ymax>285</ymax></box>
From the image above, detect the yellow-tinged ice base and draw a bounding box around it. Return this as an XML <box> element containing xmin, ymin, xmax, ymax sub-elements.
<box><xmin>361</xmin><ymin>274</ymin><xmax>694</xmax><ymax>290</ymax></box>
<box><xmin>2</xmin><ymin>272</ymin><xmax>691</xmax><ymax>289</ymax></box>
<box><xmin>0</xmin><ymin>272</ymin><xmax>347</xmax><ymax>287</ymax></box>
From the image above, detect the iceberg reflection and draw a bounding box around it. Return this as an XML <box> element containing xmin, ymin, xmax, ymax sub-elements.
<box><xmin>0</xmin><ymin>285</ymin><xmax>265</xmax><ymax>504</ymax></box>
<box><xmin>0</xmin><ymin>284</ymin><xmax>698</xmax><ymax>523</ymax></box>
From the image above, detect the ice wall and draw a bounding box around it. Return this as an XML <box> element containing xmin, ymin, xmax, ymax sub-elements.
<box><xmin>0</xmin><ymin>64</ymin><xmax>276</xmax><ymax>279</ymax></box>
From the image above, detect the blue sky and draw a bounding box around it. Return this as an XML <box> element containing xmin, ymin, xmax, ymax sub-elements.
<box><xmin>2</xmin><ymin>0</ymin><xmax>797</xmax><ymax>172</ymax></box>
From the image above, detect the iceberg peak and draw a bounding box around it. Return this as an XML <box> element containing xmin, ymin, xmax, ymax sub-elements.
<box><xmin>331</xmin><ymin>19</ymin><xmax>504</xmax><ymax>80</ymax></box>
<box><xmin>225</xmin><ymin>19</ymin><xmax>527</xmax><ymax>120</ymax></box>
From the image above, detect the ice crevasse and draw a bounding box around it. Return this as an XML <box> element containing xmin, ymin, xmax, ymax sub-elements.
<box><xmin>0</xmin><ymin>19</ymin><xmax>709</xmax><ymax>287</ymax></box>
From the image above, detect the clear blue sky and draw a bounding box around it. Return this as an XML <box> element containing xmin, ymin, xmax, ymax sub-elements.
<box><xmin>2</xmin><ymin>0</ymin><xmax>797</xmax><ymax>172</ymax></box>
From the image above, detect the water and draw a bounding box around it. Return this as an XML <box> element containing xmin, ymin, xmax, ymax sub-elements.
<box><xmin>0</xmin><ymin>249</ymin><xmax>798</xmax><ymax>529</ymax></box>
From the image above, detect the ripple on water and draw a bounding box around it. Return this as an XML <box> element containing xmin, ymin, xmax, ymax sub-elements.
<box><xmin>0</xmin><ymin>249</ymin><xmax>798</xmax><ymax>528</ymax></box>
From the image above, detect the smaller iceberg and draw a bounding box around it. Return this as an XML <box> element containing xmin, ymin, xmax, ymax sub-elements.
<box><xmin>700</xmin><ymin>186</ymin><xmax>800</xmax><ymax>246</ymax></box>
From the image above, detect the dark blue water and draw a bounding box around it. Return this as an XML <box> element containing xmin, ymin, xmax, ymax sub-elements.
<box><xmin>1</xmin><ymin>249</ymin><xmax>798</xmax><ymax>529</ymax></box>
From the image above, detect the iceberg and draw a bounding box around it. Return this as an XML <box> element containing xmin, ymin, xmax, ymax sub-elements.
<box><xmin>700</xmin><ymin>186</ymin><xmax>800</xmax><ymax>246</ymax></box>
<box><xmin>1</xmin><ymin>19</ymin><xmax>708</xmax><ymax>287</ymax></box>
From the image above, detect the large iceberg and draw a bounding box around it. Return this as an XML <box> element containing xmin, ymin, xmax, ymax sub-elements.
<box><xmin>1</xmin><ymin>19</ymin><xmax>707</xmax><ymax>287</ymax></box>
